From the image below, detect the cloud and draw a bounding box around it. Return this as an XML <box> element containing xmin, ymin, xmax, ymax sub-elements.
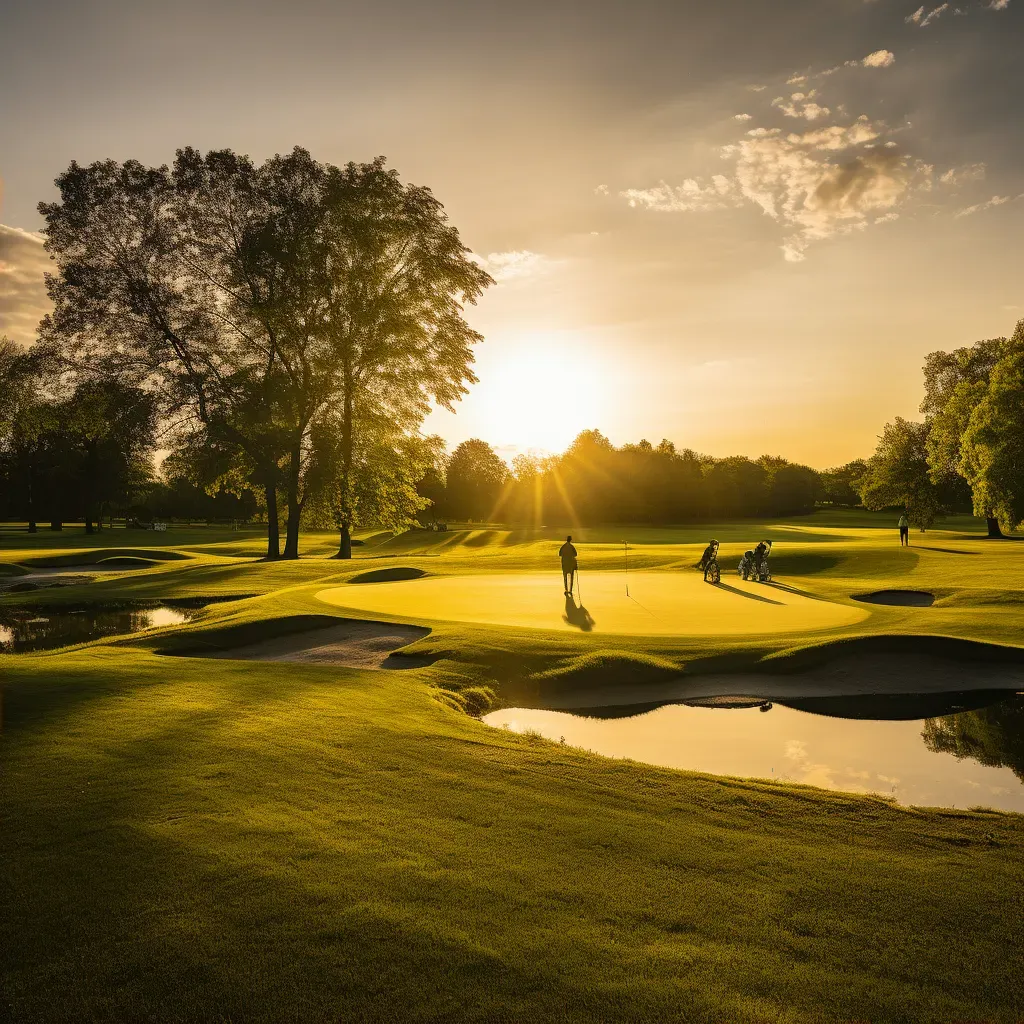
<box><xmin>860</xmin><ymin>49</ymin><xmax>896</xmax><ymax>67</ymax></box>
<box><xmin>475</xmin><ymin>250</ymin><xmax>553</xmax><ymax>281</ymax></box>
<box><xmin>0</xmin><ymin>224</ymin><xmax>51</xmax><ymax>346</ymax></box>
<box><xmin>954</xmin><ymin>194</ymin><xmax>1011</xmax><ymax>217</ymax></box>
<box><xmin>734</xmin><ymin>113</ymin><xmax>753</xmax><ymax>121</ymax></box>
<box><xmin>772</xmin><ymin>91</ymin><xmax>832</xmax><ymax>121</ymax></box>
<box><xmin>620</xmin><ymin>175</ymin><xmax>736</xmax><ymax>212</ymax></box>
<box><xmin>796</xmin><ymin>117</ymin><xmax>882</xmax><ymax>150</ymax></box>
<box><xmin>939</xmin><ymin>163</ymin><xmax>987</xmax><ymax>186</ymax></box>
<box><xmin>720</xmin><ymin>120</ymin><xmax>932</xmax><ymax>260</ymax></box>
<box><xmin>908</xmin><ymin>0</ymin><xmax>1008</xmax><ymax>23</ymax></box>
<box><xmin>623</xmin><ymin>111</ymin><xmax>933</xmax><ymax>261</ymax></box>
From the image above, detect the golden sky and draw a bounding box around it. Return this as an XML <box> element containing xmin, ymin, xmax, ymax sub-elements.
<box><xmin>1</xmin><ymin>0</ymin><xmax>1021</xmax><ymax>467</ymax></box>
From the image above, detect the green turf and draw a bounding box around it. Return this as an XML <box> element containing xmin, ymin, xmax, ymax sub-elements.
<box><xmin>2</xmin><ymin>512</ymin><xmax>1024</xmax><ymax>1022</ymax></box>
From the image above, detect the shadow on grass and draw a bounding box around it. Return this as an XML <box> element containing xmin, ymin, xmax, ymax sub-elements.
<box><xmin>713</xmin><ymin>582</ymin><xmax>784</xmax><ymax>606</ymax></box>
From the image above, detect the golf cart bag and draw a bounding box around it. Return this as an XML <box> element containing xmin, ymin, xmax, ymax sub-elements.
<box><xmin>698</xmin><ymin>540</ymin><xmax>721</xmax><ymax>584</ymax></box>
<box><xmin>738</xmin><ymin>540</ymin><xmax>772</xmax><ymax>582</ymax></box>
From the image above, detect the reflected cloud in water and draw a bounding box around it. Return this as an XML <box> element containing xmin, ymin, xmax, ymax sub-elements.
<box><xmin>486</xmin><ymin>691</ymin><xmax>1024</xmax><ymax>812</ymax></box>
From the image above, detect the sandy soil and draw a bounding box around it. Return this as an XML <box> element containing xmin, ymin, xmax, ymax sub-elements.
<box><xmin>537</xmin><ymin>652</ymin><xmax>1024</xmax><ymax>710</ymax></box>
<box><xmin>316</xmin><ymin>571</ymin><xmax>868</xmax><ymax>636</ymax></box>
<box><xmin>193</xmin><ymin>620</ymin><xmax>432</xmax><ymax>669</ymax></box>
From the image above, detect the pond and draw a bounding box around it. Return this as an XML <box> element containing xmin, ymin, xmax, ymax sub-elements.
<box><xmin>0</xmin><ymin>602</ymin><xmax>208</xmax><ymax>653</ymax></box>
<box><xmin>485</xmin><ymin>690</ymin><xmax>1024</xmax><ymax>813</ymax></box>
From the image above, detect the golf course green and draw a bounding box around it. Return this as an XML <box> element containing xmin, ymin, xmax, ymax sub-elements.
<box><xmin>317</xmin><ymin>570</ymin><xmax>869</xmax><ymax>635</ymax></box>
<box><xmin>3</xmin><ymin>511</ymin><xmax>1024</xmax><ymax>1022</ymax></box>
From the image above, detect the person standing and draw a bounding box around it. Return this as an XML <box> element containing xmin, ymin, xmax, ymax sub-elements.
<box><xmin>559</xmin><ymin>535</ymin><xmax>578</xmax><ymax>595</ymax></box>
<box><xmin>898</xmin><ymin>512</ymin><xmax>909</xmax><ymax>547</ymax></box>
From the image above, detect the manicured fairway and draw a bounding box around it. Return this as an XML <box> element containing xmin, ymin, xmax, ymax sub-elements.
<box><xmin>3</xmin><ymin>513</ymin><xmax>1024</xmax><ymax>1023</ymax></box>
<box><xmin>318</xmin><ymin>570</ymin><xmax>869</xmax><ymax>635</ymax></box>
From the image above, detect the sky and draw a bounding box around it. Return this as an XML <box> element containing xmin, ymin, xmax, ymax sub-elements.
<box><xmin>1</xmin><ymin>0</ymin><xmax>1021</xmax><ymax>469</ymax></box>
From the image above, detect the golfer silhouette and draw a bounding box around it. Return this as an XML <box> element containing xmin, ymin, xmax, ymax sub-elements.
<box><xmin>559</xmin><ymin>535</ymin><xmax>578</xmax><ymax>595</ymax></box>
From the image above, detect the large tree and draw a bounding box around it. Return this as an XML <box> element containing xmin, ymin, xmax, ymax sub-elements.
<box><xmin>921</xmin><ymin>322</ymin><xmax>1024</xmax><ymax>537</ymax></box>
<box><xmin>858</xmin><ymin>417</ymin><xmax>942</xmax><ymax>530</ymax></box>
<box><xmin>38</xmin><ymin>148</ymin><xmax>490</xmax><ymax>559</ymax></box>
<box><xmin>307</xmin><ymin>414</ymin><xmax>441</xmax><ymax>555</ymax></box>
<box><xmin>959</xmin><ymin>343</ymin><xmax>1024</xmax><ymax>533</ymax></box>
<box><xmin>309</xmin><ymin>157</ymin><xmax>492</xmax><ymax>557</ymax></box>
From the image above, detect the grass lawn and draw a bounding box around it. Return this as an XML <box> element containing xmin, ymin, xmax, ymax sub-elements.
<box><xmin>3</xmin><ymin>512</ymin><xmax>1024</xmax><ymax>1022</ymax></box>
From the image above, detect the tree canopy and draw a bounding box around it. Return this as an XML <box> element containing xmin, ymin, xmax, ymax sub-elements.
<box><xmin>38</xmin><ymin>148</ymin><xmax>491</xmax><ymax>557</ymax></box>
<box><xmin>857</xmin><ymin>418</ymin><xmax>943</xmax><ymax>529</ymax></box>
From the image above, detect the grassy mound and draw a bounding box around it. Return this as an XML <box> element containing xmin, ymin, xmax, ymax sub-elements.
<box><xmin>348</xmin><ymin>566</ymin><xmax>428</xmax><ymax>584</ymax></box>
<box><xmin>763</xmin><ymin>633</ymin><xmax>1024</xmax><ymax>672</ymax></box>
<box><xmin>767</xmin><ymin>552</ymin><xmax>841</xmax><ymax>575</ymax></box>
<box><xmin>0</xmin><ymin>562</ymin><xmax>29</xmax><ymax>577</ymax></box>
<box><xmin>23</xmin><ymin>547</ymin><xmax>190</xmax><ymax>568</ymax></box>
<box><xmin>531</xmin><ymin>650</ymin><xmax>682</xmax><ymax>692</ymax></box>
<box><xmin>96</xmin><ymin>556</ymin><xmax>161</xmax><ymax>568</ymax></box>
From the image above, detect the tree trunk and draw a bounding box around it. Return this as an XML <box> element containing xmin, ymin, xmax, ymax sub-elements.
<box><xmin>26</xmin><ymin>472</ymin><xmax>36</xmax><ymax>532</ymax></box>
<box><xmin>335</xmin><ymin>522</ymin><xmax>353</xmax><ymax>559</ymax></box>
<box><xmin>50</xmin><ymin>520</ymin><xmax>62</xmax><ymax>531</ymax></box>
<box><xmin>85</xmin><ymin>517</ymin><xmax>95</xmax><ymax>534</ymax></box>
<box><xmin>265</xmin><ymin>485</ymin><xmax>281</xmax><ymax>560</ymax></box>
<box><xmin>282</xmin><ymin>448</ymin><xmax>302</xmax><ymax>560</ymax></box>
<box><xmin>986</xmin><ymin>516</ymin><xmax>1004</xmax><ymax>538</ymax></box>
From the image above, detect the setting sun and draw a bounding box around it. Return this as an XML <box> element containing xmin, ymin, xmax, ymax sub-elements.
<box><xmin>431</xmin><ymin>332</ymin><xmax>610</xmax><ymax>456</ymax></box>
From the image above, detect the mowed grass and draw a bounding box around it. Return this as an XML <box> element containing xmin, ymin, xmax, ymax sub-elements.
<box><xmin>3</xmin><ymin>512</ymin><xmax>1024</xmax><ymax>1022</ymax></box>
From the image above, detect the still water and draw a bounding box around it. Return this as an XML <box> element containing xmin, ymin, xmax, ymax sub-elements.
<box><xmin>486</xmin><ymin>691</ymin><xmax>1024</xmax><ymax>813</ymax></box>
<box><xmin>0</xmin><ymin>603</ymin><xmax>206</xmax><ymax>653</ymax></box>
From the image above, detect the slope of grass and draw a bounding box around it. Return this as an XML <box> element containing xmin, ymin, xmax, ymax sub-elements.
<box><xmin>3</xmin><ymin>511</ymin><xmax>1024</xmax><ymax>1022</ymax></box>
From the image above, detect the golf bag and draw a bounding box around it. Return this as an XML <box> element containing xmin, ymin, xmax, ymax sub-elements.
<box><xmin>738</xmin><ymin>540</ymin><xmax>772</xmax><ymax>582</ymax></box>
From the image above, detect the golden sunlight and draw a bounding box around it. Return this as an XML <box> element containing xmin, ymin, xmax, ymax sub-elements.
<box><xmin>473</xmin><ymin>334</ymin><xmax>608</xmax><ymax>453</ymax></box>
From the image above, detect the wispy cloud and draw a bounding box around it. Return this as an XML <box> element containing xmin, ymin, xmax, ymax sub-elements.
<box><xmin>621</xmin><ymin>176</ymin><xmax>735</xmax><ymax>213</ymax></box>
<box><xmin>0</xmin><ymin>224</ymin><xmax>51</xmax><ymax>346</ymax></box>
<box><xmin>475</xmin><ymin>250</ymin><xmax>554</xmax><ymax>281</ymax></box>
<box><xmin>907</xmin><ymin>0</ymin><xmax>1011</xmax><ymax>23</ymax></box>
<box><xmin>954</xmin><ymin>194</ymin><xmax>1012</xmax><ymax>217</ymax></box>
<box><xmin>939</xmin><ymin>163</ymin><xmax>987</xmax><ymax>186</ymax></box>
<box><xmin>772</xmin><ymin>92</ymin><xmax>832</xmax><ymax>121</ymax></box>
<box><xmin>906</xmin><ymin>4</ymin><xmax>950</xmax><ymax>26</ymax></box>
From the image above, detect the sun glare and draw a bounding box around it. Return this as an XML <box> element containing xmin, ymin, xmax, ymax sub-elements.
<box><xmin>473</xmin><ymin>336</ymin><xmax>607</xmax><ymax>453</ymax></box>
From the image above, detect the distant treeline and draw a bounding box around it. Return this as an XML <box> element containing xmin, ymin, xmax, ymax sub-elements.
<box><xmin>418</xmin><ymin>431</ymin><xmax>875</xmax><ymax>525</ymax></box>
<box><xmin>0</xmin><ymin>346</ymin><xmax>257</xmax><ymax>530</ymax></box>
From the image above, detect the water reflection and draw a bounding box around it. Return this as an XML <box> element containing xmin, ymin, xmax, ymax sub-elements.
<box><xmin>0</xmin><ymin>603</ymin><xmax>206</xmax><ymax>653</ymax></box>
<box><xmin>485</xmin><ymin>691</ymin><xmax>1024</xmax><ymax>812</ymax></box>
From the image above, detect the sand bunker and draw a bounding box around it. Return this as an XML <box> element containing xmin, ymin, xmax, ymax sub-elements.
<box><xmin>192</xmin><ymin>619</ymin><xmax>431</xmax><ymax>669</ymax></box>
<box><xmin>316</xmin><ymin>571</ymin><xmax>867</xmax><ymax>636</ymax></box>
<box><xmin>854</xmin><ymin>590</ymin><xmax>935</xmax><ymax>607</ymax></box>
